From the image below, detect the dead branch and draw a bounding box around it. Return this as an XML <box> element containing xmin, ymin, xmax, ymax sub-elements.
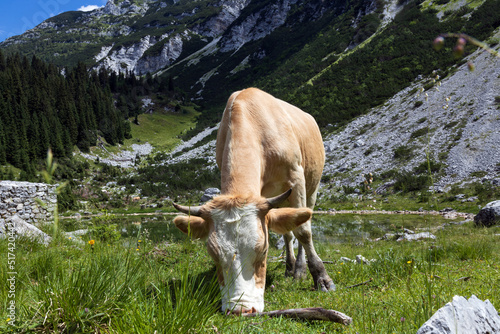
<box><xmin>241</xmin><ymin>307</ymin><xmax>352</xmax><ymax>325</ymax></box>
<box><xmin>346</xmin><ymin>278</ymin><xmax>373</xmax><ymax>288</ymax></box>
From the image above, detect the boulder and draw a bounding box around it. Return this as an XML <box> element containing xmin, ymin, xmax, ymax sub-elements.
<box><xmin>0</xmin><ymin>215</ymin><xmax>52</xmax><ymax>245</ymax></box>
<box><xmin>474</xmin><ymin>200</ymin><xmax>500</xmax><ymax>227</ymax></box>
<box><xmin>201</xmin><ymin>188</ymin><xmax>221</xmax><ymax>202</ymax></box>
<box><xmin>417</xmin><ymin>295</ymin><xmax>500</xmax><ymax>334</ymax></box>
<box><xmin>397</xmin><ymin>232</ymin><xmax>436</xmax><ymax>242</ymax></box>
<box><xmin>275</xmin><ymin>235</ymin><xmax>298</xmax><ymax>250</ymax></box>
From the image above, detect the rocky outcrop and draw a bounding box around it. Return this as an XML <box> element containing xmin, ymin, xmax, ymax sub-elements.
<box><xmin>219</xmin><ymin>0</ymin><xmax>299</xmax><ymax>52</ymax></box>
<box><xmin>474</xmin><ymin>200</ymin><xmax>500</xmax><ymax>227</ymax></box>
<box><xmin>0</xmin><ymin>181</ymin><xmax>56</xmax><ymax>223</ymax></box>
<box><xmin>0</xmin><ymin>215</ymin><xmax>52</xmax><ymax>245</ymax></box>
<box><xmin>134</xmin><ymin>33</ymin><xmax>186</xmax><ymax>75</ymax></box>
<box><xmin>194</xmin><ymin>0</ymin><xmax>251</xmax><ymax>38</ymax></box>
<box><xmin>417</xmin><ymin>295</ymin><xmax>500</xmax><ymax>334</ymax></box>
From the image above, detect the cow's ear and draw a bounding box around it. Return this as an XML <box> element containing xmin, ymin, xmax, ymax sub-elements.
<box><xmin>174</xmin><ymin>215</ymin><xmax>210</xmax><ymax>240</ymax></box>
<box><xmin>266</xmin><ymin>208</ymin><xmax>312</xmax><ymax>234</ymax></box>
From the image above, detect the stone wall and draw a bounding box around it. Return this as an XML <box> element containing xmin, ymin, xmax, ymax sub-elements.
<box><xmin>0</xmin><ymin>181</ymin><xmax>57</xmax><ymax>224</ymax></box>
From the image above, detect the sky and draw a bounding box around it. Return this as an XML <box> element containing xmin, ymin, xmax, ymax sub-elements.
<box><xmin>0</xmin><ymin>0</ymin><xmax>108</xmax><ymax>42</ymax></box>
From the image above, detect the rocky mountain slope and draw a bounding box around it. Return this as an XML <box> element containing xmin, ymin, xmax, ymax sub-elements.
<box><xmin>157</xmin><ymin>34</ymin><xmax>500</xmax><ymax>191</ymax></box>
<box><xmin>321</xmin><ymin>33</ymin><xmax>500</xmax><ymax>189</ymax></box>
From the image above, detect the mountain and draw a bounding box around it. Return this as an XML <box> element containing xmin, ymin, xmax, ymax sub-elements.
<box><xmin>1</xmin><ymin>0</ymin><xmax>499</xmax><ymax>201</ymax></box>
<box><xmin>0</xmin><ymin>0</ymin><xmax>388</xmax><ymax>111</ymax></box>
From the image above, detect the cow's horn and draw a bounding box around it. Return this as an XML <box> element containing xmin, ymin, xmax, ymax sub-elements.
<box><xmin>266</xmin><ymin>188</ymin><xmax>293</xmax><ymax>208</ymax></box>
<box><xmin>172</xmin><ymin>202</ymin><xmax>203</xmax><ymax>217</ymax></box>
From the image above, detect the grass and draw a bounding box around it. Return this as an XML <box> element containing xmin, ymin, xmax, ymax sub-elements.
<box><xmin>1</xmin><ymin>214</ymin><xmax>499</xmax><ymax>333</ymax></box>
<box><xmin>126</xmin><ymin>106</ymin><xmax>199</xmax><ymax>151</ymax></box>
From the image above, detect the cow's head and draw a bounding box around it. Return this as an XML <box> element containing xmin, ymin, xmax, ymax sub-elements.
<box><xmin>173</xmin><ymin>189</ymin><xmax>311</xmax><ymax>314</ymax></box>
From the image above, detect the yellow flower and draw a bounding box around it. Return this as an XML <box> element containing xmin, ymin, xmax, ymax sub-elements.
<box><xmin>89</xmin><ymin>240</ymin><xmax>95</xmax><ymax>246</ymax></box>
<box><xmin>407</xmin><ymin>260</ymin><xmax>412</xmax><ymax>264</ymax></box>
<box><xmin>138</xmin><ymin>240</ymin><xmax>142</xmax><ymax>242</ymax></box>
<box><xmin>6</xmin><ymin>318</ymin><xmax>11</xmax><ymax>322</ymax></box>
<box><xmin>69</xmin><ymin>237</ymin><xmax>72</xmax><ymax>239</ymax></box>
<box><xmin>136</xmin><ymin>248</ymin><xmax>139</xmax><ymax>251</ymax></box>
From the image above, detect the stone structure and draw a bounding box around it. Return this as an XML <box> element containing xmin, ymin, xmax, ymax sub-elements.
<box><xmin>0</xmin><ymin>181</ymin><xmax>57</xmax><ymax>224</ymax></box>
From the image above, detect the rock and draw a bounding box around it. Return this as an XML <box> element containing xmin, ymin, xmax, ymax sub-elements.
<box><xmin>462</xmin><ymin>196</ymin><xmax>478</xmax><ymax>203</ymax></box>
<box><xmin>63</xmin><ymin>229</ymin><xmax>88</xmax><ymax>243</ymax></box>
<box><xmin>0</xmin><ymin>215</ymin><xmax>52</xmax><ymax>245</ymax></box>
<box><xmin>375</xmin><ymin>182</ymin><xmax>394</xmax><ymax>195</ymax></box>
<box><xmin>275</xmin><ymin>235</ymin><xmax>298</xmax><ymax>250</ymax></box>
<box><xmin>340</xmin><ymin>256</ymin><xmax>355</xmax><ymax>263</ymax></box>
<box><xmin>439</xmin><ymin>207</ymin><xmax>454</xmax><ymax>213</ymax></box>
<box><xmin>324</xmin><ymin>141</ymin><xmax>336</xmax><ymax>153</ymax></box>
<box><xmin>416</xmin><ymin>295</ymin><xmax>500</xmax><ymax>334</ymax></box>
<box><xmin>474</xmin><ymin>200</ymin><xmax>500</xmax><ymax>227</ymax></box>
<box><xmin>354</xmin><ymin>139</ymin><xmax>365</xmax><ymax>148</ymax></box>
<box><xmin>397</xmin><ymin>232</ymin><xmax>436</xmax><ymax>242</ymax></box>
<box><xmin>201</xmin><ymin>188</ymin><xmax>221</xmax><ymax>202</ymax></box>
<box><xmin>355</xmin><ymin>255</ymin><xmax>375</xmax><ymax>264</ymax></box>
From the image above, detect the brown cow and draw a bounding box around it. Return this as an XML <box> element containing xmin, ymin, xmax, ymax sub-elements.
<box><xmin>173</xmin><ymin>88</ymin><xmax>334</xmax><ymax>314</ymax></box>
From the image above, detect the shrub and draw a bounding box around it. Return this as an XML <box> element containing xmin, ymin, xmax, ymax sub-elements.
<box><xmin>394</xmin><ymin>172</ymin><xmax>430</xmax><ymax>193</ymax></box>
<box><xmin>414</xmin><ymin>101</ymin><xmax>424</xmax><ymax>108</ymax></box>
<box><xmin>410</xmin><ymin>127</ymin><xmax>429</xmax><ymax>139</ymax></box>
<box><xmin>414</xmin><ymin>160</ymin><xmax>443</xmax><ymax>174</ymax></box>
<box><xmin>394</xmin><ymin>145</ymin><xmax>413</xmax><ymax>160</ymax></box>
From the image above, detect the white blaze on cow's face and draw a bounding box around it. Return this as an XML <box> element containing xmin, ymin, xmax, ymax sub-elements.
<box><xmin>173</xmin><ymin>194</ymin><xmax>312</xmax><ymax>314</ymax></box>
<box><xmin>209</xmin><ymin>204</ymin><xmax>266</xmax><ymax>313</ymax></box>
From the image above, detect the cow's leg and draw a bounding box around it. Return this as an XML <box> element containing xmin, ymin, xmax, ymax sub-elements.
<box><xmin>293</xmin><ymin>220</ymin><xmax>335</xmax><ymax>291</ymax></box>
<box><xmin>289</xmin><ymin>174</ymin><xmax>335</xmax><ymax>291</ymax></box>
<box><xmin>283</xmin><ymin>231</ymin><xmax>296</xmax><ymax>276</ymax></box>
<box><xmin>287</xmin><ymin>172</ymin><xmax>309</xmax><ymax>280</ymax></box>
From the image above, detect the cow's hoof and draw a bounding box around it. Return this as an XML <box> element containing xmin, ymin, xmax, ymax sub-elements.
<box><xmin>293</xmin><ymin>269</ymin><xmax>307</xmax><ymax>280</ymax></box>
<box><xmin>316</xmin><ymin>277</ymin><xmax>336</xmax><ymax>292</ymax></box>
<box><xmin>293</xmin><ymin>263</ymin><xmax>308</xmax><ymax>280</ymax></box>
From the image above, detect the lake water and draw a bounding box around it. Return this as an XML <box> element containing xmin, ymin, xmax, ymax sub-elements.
<box><xmin>62</xmin><ymin>212</ymin><xmax>454</xmax><ymax>245</ymax></box>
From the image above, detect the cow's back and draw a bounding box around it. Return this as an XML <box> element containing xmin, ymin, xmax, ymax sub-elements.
<box><xmin>216</xmin><ymin>88</ymin><xmax>324</xmax><ymax>198</ymax></box>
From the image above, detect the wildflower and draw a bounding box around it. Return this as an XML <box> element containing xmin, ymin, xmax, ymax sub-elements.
<box><xmin>433</xmin><ymin>36</ymin><xmax>445</xmax><ymax>51</ymax></box>
<box><xmin>69</xmin><ymin>237</ymin><xmax>72</xmax><ymax>239</ymax></box>
<box><xmin>88</xmin><ymin>240</ymin><xmax>95</xmax><ymax>246</ymax></box>
<box><xmin>136</xmin><ymin>248</ymin><xmax>139</xmax><ymax>251</ymax></box>
<box><xmin>407</xmin><ymin>260</ymin><xmax>412</xmax><ymax>264</ymax></box>
<box><xmin>6</xmin><ymin>318</ymin><xmax>10</xmax><ymax>322</ymax></box>
<box><xmin>401</xmin><ymin>317</ymin><xmax>406</xmax><ymax>322</ymax></box>
<box><xmin>85</xmin><ymin>308</ymin><xmax>89</xmax><ymax>313</ymax></box>
<box><xmin>138</xmin><ymin>240</ymin><xmax>142</xmax><ymax>242</ymax></box>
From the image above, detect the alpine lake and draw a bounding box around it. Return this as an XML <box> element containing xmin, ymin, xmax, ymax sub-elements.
<box><xmin>60</xmin><ymin>211</ymin><xmax>459</xmax><ymax>246</ymax></box>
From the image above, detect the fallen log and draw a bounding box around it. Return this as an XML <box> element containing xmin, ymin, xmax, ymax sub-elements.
<box><xmin>241</xmin><ymin>307</ymin><xmax>352</xmax><ymax>325</ymax></box>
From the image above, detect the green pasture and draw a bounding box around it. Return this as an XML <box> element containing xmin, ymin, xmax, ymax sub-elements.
<box><xmin>126</xmin><ymin>106</ymin><xmax>199</xmax><ymax>151</ymax></box>
<box><xmin>1</xmin><ymin>212</ymin><xmax>499</xmax><ymax>333</ymax></box>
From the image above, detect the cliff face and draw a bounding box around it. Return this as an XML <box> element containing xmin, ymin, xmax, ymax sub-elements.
<box><xmin>0</xmin><ymin>0</ymin><xmax>374</xmax><ymax>78</ymax></box>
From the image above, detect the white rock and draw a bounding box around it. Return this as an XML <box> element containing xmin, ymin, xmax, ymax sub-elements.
<box><xmin>0</xmin><ymin>215</ymin><xmax>52</xmax><ymax>245</ymax></box>
<box><xmin>417</xmin><ymin>295</ymin><xmax>500</xmax><ymax>334</ymax></box>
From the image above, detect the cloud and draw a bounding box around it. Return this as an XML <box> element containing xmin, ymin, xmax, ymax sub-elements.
<box><xmin>78</xmin><ymin>5</ymin><xmax>101</xmax><ymax>12</ymax></box>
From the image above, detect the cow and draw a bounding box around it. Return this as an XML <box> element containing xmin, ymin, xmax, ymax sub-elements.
<box><xmin>173</xmin><ymin>88</ymin><xmax>335</xmax><ymax>314</ymax></box>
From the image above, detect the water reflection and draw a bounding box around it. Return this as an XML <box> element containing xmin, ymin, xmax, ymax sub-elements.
<box><xmin>61</xmin><ymin>213</ymin><xmax>450</xmax><ymax>245</ymax></box>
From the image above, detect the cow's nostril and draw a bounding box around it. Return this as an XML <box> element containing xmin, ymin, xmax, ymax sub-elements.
<box><xmin>228</xmin><ymin>306</ymin><xmax>258</xmax><ymax>315</ymax></box>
